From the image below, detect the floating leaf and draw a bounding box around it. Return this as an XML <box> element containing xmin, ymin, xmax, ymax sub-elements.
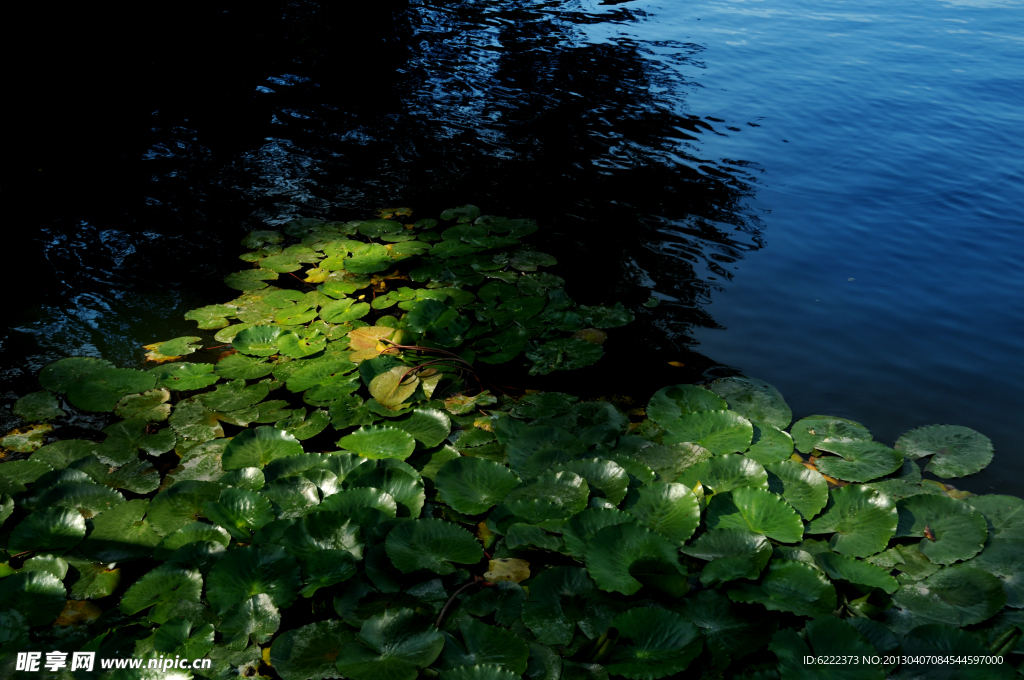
<box><xmin>814</xmin><ymin>439</ymin><xmax>903</xmax><ymax>482</ymax></box>
<box><xmin>8</xmin><ymin>506</ymin><xmax>86</xmax><ymax>554</ymax></box>
<box><xmin>708</xmin><ymin>377</ymin><xmax>792</xmax><ymax>430</ymax></box>
<box><xmin>769</xmin><ymin>618</ymin><xmax>883</xmax><ymax>680</ymax></box>
<box><xmin>185</xmin><ymin>304</ymin><xmax>238</xmax><ymax>329</ymax></box>
<box><xmin>791</xmin><ymin>415</ymin><xmax>871</xmax><ymax>454</ymax></box>
<box><xmin>436</xmin><ymin>457</ymin><xmax>521</xmax><ymax>515</ymax></box>
<box><xmin>206</xmin><ymin>544</ymin><xmax>301</xmax><ymax>615</ymax></box>
<box><xmin>222</xmin><ymin>426</ymin><xmax>304</xmax><ymax>470</ymax></box>
<box><xmin>215</xmin><ymin>352</ymin><xmax>276</xmax><ymax>380</ymax></box>
<box><xmin>765</xmin><ymin>460</ymin><xmax>828</xmax><ymax>519</ymax></box>
<box><xmin>814</xmin><ymin>551</ymin><xmax>898</xmax><ymax>594</ymax></box>
<box><xmin>729</xmin><ymin>560</ymin><xmax>837</xmax><ymax>617</ymax></box>
<box><xmin>886</xmin><ymin>565</ymin><xmax>1006</xmax><ymax>632</ymax></box>
<box><xmin>114</xmin><ymin>388</ymin><xmax>171</xmax><ymax>421</ymax></box>
<box><xmin>34</xmin><ymin>480</ymin><xmax>125</xmax><ymax>519</ymax></box>
<box><xmin>369</xmin><ymin>367</ymin><xmax>420</xmax><ymax>408</ymax></box>
<box><xmin>675</xmin><ymin>454</ymin><xmax>768</xmax><ymax>495</ymax></box>
<box><xmin>335</xmin><ymin>608</ymin><xmax>444</xmax><ymax>680</ymax></box>
<box><xmin>526</xmin><ymin>338</ymin><xmax>603</xmax><ymax>375</ymax></box>
<box><xmin>504</xmin><ymin>470</ymin><xmax>589</xmax><ymax>523</ymax></box>
<box><xmin>386</xmin><ymin>519</ymin><xmax>483</xmax><ymax>575</ymax></box>
<box><xmin>13</xmin><ymin>391</ymin><xmax>66</xmax><ymax>422</ymax></box>
<box><xmin>38</xmin><ymin>356</ymin><xmax>115</xmax><ymax>393</ymax></box>
<box><xmin>562</xmin><ymin>508</ymin><xmax>633</xmax><ymax>558</ymax></box>
<box><xmin>647</xmin><ymin>385</ymin><xmax>727</xmax><ymax>426</ymax></box>
<box><xmin>79</xmin><ymin>498</ymin><xmax>162</xmax><ymax>561</ymax></box>
<box><xmin>627</xmin><ymin>482</ymin><xmax>700</xmax><ymax>545</ymax></box>
<box><xmin>437</xmin><ymin>618</ymin><xmax>530</xmax><ymax>674</ymax></box>
<box><xmin>662</xmin><ymin>411</ymin><xmax>753</xmax><ymax>455</ymax></box>
<box><xmin>521</xmin><ymin>566</ymin><xmax>613</xmax><ymax>645</ymax></box>
<box><xmin>604</xmin><ymin>608</ymin><xmax>702</xmax><ymax>680</ymax></box>
<box><xmin>585</xmin><ymin>521</ymin><xmax>682</xmax><ymax>595</ymax></box>
<box><xmin>220</xmin><ymin>593</ymin><xmax>281</xmax><ymax>647</ymax></box>
<box><xmin>204</xmin><ymin>488</ymin><xmax>275</xmax><ymax>540</ymax></box>
<box><xmin>895</xmin><ymin>493</ymin><xmax>987</xmax><ymax>564</ymax></box>
<box><xmin>681</xmin><ymin>528</ymin><xmax>772</xmax><ymax>585</ymax></box>
<box><xmin>0</xmin><ymin>424</ymin><xmax>52</xmax><ymax>452</ymax></box>
<box><xmin>484</xmin><ymin>559</ymin><xmax>531</xmax><ymax>584</ymax></box>
<box><xmin>554</xmin><ymin>458</ymin><xmax>629</xmax><ymax>505</ymax></box>
<box><xmin>390</xmin><ymin>408</ymin><xmax>451</xmax><ymax>447</ymax></box>
<box><xmin>320</xmin><ymin>487</ymin><xmax>398</xmax><ymax>518</ymax></box>
<box><xmin>745</xmin><ymin>422</ymin><xmax>794</xmax><ymax>464</ymax></box>
<box><xmin>233</xmin><ymin>325</ymin><xmax>284</xmax><ymax>356</ymax></box>
<box><xmin>805</xmin><ymin>485</ymin><xmax>897</xmax><ymax>558</ymax></box>
<box><xmin>968</xmin><ymin>495</ymin><xmax>1024</xmax><ymax>540</ymax></box>
<box><xmin>338</xmin><ymin>425</ymin><xmax>417</xmax><ymax>460</ymax></box>
<box><xmin>65</xmin><ymin>367</ymin><xmax>157</xmax><ymax>411</ymax></box>
<box><xmin>147</xmin><ymin>480</ymin><xmax>225</xmax><ymax>536</ymax></box>
<box><xmin>155</xmin><ymin>362</ymin><xmax>220</xmax><ymax>391</ymax></box>
<box><xmin>0</xmin><ymin>571</ymin><xmax>67</xmax><ymax>626</ymax></box>
<box><xmin>271</xmin><ymin>619</ymin><xmax>353</xmax><ymax>680</ymax></box>
<box><xmin>895</xmin><ymin>424</ymin><xmax>994</xmax><ymax>478</ymax></box>
<box><xmin>705</xmin><ymin>487</ymin><xmax>804</xmax><ymax>543</ymax></box>
<box><xmin>119</xmin><ymin>563</ymin><xmax>203</xmax><ymax>621</ymax></box>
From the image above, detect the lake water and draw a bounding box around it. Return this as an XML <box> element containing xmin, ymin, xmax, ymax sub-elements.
<box><xmin>4</xmin><ymin>0</ymin><xmax>1022</xmax><ymax>492</ymax></box>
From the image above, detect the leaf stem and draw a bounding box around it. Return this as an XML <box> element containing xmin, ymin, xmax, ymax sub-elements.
<box><xmin>435</xmin><ymin>580</ymin><xmax>481</xmax><ymax>629</ymax></box>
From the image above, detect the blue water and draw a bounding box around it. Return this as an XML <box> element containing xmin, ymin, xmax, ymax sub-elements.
<box><xmin>4</xmin><ymin>0</ymin><xmax>1022</xmax><ymax>492</ymax></box>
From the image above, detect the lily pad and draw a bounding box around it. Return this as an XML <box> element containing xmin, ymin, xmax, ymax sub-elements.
<box><xmin>13</xmin><ymin>391</ymin><xmax>66</xmax><ymax>422</ymax></box>
<box><xmin>215</xmin><ymin>352</ymin><xmax>276</xmax><ymax>379</ymax></box>
<box><xmin>584</xmin><ymin>521</ymin><xmax>682</xmax><ymax>595</ymax></box>
<box><xmin>504</xmin><ymin>470</ymin><xmax>589</xmax><ymax>523</ymax></box>
<box><xmin>813</xmin><ymin>439</ymin><xmax>903</xmax><ymax>483</ymax></box>
<box><xmin>895</xmin><ymin>493</ymin><xmax>987</xmax><ymax>564</ymax></box>
<box><xmin>554</xmin><ymin>458</ymin><xmax>629</xmax><ymax>506</ymax></box>
<box><xmin>8</xmin><ymin>506</ymin><xmax>86</xmax><ymax>554</ymax></box>
<box><xmin>0</xmin><ymin>571</ymin><xmax>67</xmax><ymax>626</ymax></box>
<box><xmin>335</xmin><ymin>608</ymin><xmax>444</xmax><ymax>680</ymax></box>
<box><xmin>369</xmin><ymin>367</ymin><xmax>420</xmax><ymax>408</ymax></box>
<box><xmin>206</xmin><ymin>544</ymin><xmax>301</xmax><ymax>615</ymax></box>
<box><xmin>319</xmin><ymin>487</ymin><xmax>398</xmax><ymax>518</ymax></box>
<box><xmin>520</xmin><ymin>566</ymin><xmax>612</xmax><ymax>645</ymax></box>
<box><xmin>662</xmin><ymin>411</ymin><xmax>753</xmax><ymax>455</ymax></box>
<box><xmin>647</xmin><ymin>384</ymin><xmax>727</xmax><ymax>427</ymax></box>
<box><xmin>895</xmin><ymin>424</ymin><xmax>994</xmax><ymax>478</ymax></box>
<box><xmin>675</xmin><ymin>454</ymin><xmax>768</xmax><ymax>495</ymax></box>
<box><xmin>66</xmin><ymin>367</ymin><xmax>156</xmax><ymax>411</ymax></box>
<box><xmin>561</xmin><ymin>507</ymin><xmax>634</xmax><ymax>558</ymax></box>
<box><xmin>203</xmin><ymin>487</ymin><xmax>276</xmax><ymax>540</ymax></box>
<box><xmin>220</xmin><ymin>593</ymin><xmax>281</xmax><ymax>648</ymax></box>
<box><xmin>814</xmin><ymin>551</ymin><xmax>898</xmax><ymax>594</ymax></box>
<box><xmin>806</xmin><ymin>485</ymin><xmax>898</xmax><ymax>558</ymax></box>
<box><xmin>681</xmin><ymin>528</ymin><xmax>772</xmax><ymax>585</ymax></box>
<box><xmin>114</xmin><ymin>388</ymin><xmax>171</xmax><ymax>421</ymax></box>
<box><xmin>526</xmin><ymin>338</ymin><xmax>604</xmax><ymax>375</ymax></box>
<box><xmin>626</xmin><ymin>482</ymin><xmax>701</xmax><ymax>545</ymax></box>
<box><xmin>0</xmin><ymin>423</ymin><xmax>53</xmax><ymax>452</ymax></box>
<box><xmin>38</xmin><ymin>356</ymin><xmax>115</xmax><ymax>393</ymax></box>
<box><xmin>119</xmin><ymin>563</ymin><xmax>203</xmax><ymax>621</ymax></box>
<box><xmin>968</xmin><ymin>538</ymin><xmax>1024</xmax><ymax>607</ymax></box>
<box><xmin>348</xmin><ymin>467</ymin><xmax>425</xmax><ymax>517</ymax></box>
<box><xmin>338</xmin><ymin>425</ymin><xmax>417</xmax><ymax>460</ymax></box>
<box><xmin>791</xmin><ymin>415</ymin><xmax>871</xmax><ymax>454</ymax></box>
<box><xmin>769</xmin><ymin>618</ymin><xmax>883</xmax><ymax>680</ymax></box>
<box><xmin>147</xmin><ymin>480</ymin><xmax>225</xmax><ymax>536</ymax></box>
<box><xmin>745</xmin><ymin>422</ymin><xmax>795</xmax><ymax>465</ymax></box>
<box><xmin>436</xmin><ymin>457</ymin><xmax>521</xmax><ymax>515</ymax></box>
<box><xmin>233</xmin><ymin>325</ymin><xmax>284</xmax><ymax>356</ymax></box>
<box><xmin>708</xmin><ymin>377</ymin><xmax>792</xmax><ymax>430</ymax></box>
<box><xmin>385</xmin><ymin>519</ymin><xmax>483</xmax><ymax>575</ymax></box>
<box><xmin>604</xmin><ymin>608</ymin><xmax>703</xmax><ymax>680</ymax></box>
<box><xmin>185</xmin><ymin>303</ymin><xmax>238</xmax><ymax>329</ymax></box>
<box><xmin>886</xmin><ymin>565</ymin><xmax>1006</xmax><ymax>632</ymax></box>
<box><xmin>729</xmin><ymin>559</ymin><xmax>837</xmax><ymax>617</ymax></box>
<box><xmin>155</xmin><ymin>362</ymin><xmax>220</xmax><ymax>391</ymax></box>
<box><xmin>765</xmin><ymin>460</ymin><xmax>829</xmax><ymax>519</ymax></box>
<box><xmin>271</xmin><ymin>619</ymin><xmax>353</xmax><ymax>680</ymax></box>
<box><xmin>222</xmin><ymin>426</ymin><xmax>304</xmax><ymax>470</ymax></box>
<box><xmin>390</xmin><ymin>408</ymin><xmax>452</xmax><ymax>447</ymax></box>
<box><xmin>78</xmin><ymin>498</ymin><xmax>162</xmax><ymax>561</ymax></box>
<box><xmin>968</xmin><ymin>495</ymin><xmax>1024</xmax><ymax>540</ymax></box>
<box><xmin>437</xmin><ymin>618</ymin><xmax>530</xmax><ymax>674</ymax></box>
<box><xmin>705</xmin><ymin>487</ymin><xmax>804</xmax><ymax>543</ymax></box>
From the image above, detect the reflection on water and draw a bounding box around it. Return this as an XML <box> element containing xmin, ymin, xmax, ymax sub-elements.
<box><xmin>4</xmin><ymin>0</ymin><xmax>1022</xmax><ymax>494</ymax></box>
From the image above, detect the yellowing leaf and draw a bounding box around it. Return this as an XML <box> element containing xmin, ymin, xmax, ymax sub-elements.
<box><xmin>55</xmin><ymin>600</ymin><xmax>103</xmax><ymax>626</ymax></box>
<box><xmin>667</xmin><ymin>361</ymin><xmax>686</xmax><ymax>367</ymax></box>
<box><xmin>369</xmin><ymin>367</ymin><xmax>419</xmax><ymax>407</ymax></box>
<box><xmin>304</xmin><ymin>268</ymin><xmax>328</xmax><ymax>283</ymax></box>
<box><xmin>484</xmin><ymin>558</ymin><xmax>530</xmax><ymax>584</ymax></box>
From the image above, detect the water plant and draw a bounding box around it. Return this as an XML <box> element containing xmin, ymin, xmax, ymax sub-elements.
<box><xmin>0</xmin><ymin>206</ymin><xmax>1020</xmax><ymax>679</ymax></box>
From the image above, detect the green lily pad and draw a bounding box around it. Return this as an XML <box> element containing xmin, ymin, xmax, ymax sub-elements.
<box><xmin>898</xmin><ymin>625</ymin><xmax>1016</xmax><ymax>679</ymax></box>
<box><xmin>79</xmin><ymin>498</ymin><xmax>162</xmax><ymax>561</ymax></box>
<box><xmin>34</xmin><ymin>480</ymin><xmax>125</xmax><ymax>519</ymax></box>
<box><xmin>503</xmin><ymin>470</ymin><xmax>589</xmax><ymax>523</ymax></box>
<box><xmin>437</xmin><ymin>618</ymin><xmax>530</xmax><ymax>674</ymax></box>
<box><xmin>553</xmin><ymin>458</ymin><xmax>629</xmax><ymax>506</ymax></box>
<box><xmin>206</xmin><ymin>544</ymin><xmax>301</xmax><ymax>615</ymax></box>
<box><xmin>584</xmin><ymin>521</ymin><xmax>682</xmax><ymax>595</ymax></box>
<box><xmin>0</xmin><ymin>571</ymin><xmax>67</xmax><ymax>626</ymax></box>
<box><xmin>806</xmin><ymin>485</ymin><xmax>898</xmax><ymax>558</ymax></box>
<box><xmin>681</xmin><ymin>528</ymin><xmax>772</xmax><ymax>585</ymax></box>
<box><xmin>561</xmin><ymin>508</ymin><xmax>634</xmax><ymax>558</ymax></box>
<box><xmin>745</xmin><ymin>422</ymin><xmax>795</xmax><ymax>464</ymax></box>
<box><xmin>13</xmin><ymin>391</ymin><xmax>66</xmax><ymax>422</ymax></box>
<box><xmin>886</xmin><ymin>565</ymin><xmax>1006</xmax><ymax>632</ymax></box>
<box><xmin>348</xmin><ymin>467</ymin><xmax>424</xmax><ymax>517</ymax></box>
<box><xmin>319</xmin><ymin>487</ymin><xmax>398</xmax><ymax>518</ymax></box>
<box><xmin>29</xmin><ymin>439</ymin><xmax>97</xmax><ymax>468</ymax></box>
<box><xmin>67</xmin><ymin>560</ymin><xmax>122</xmax><ymax>600</ymax></box>
<box><xmin>147</xmin><ymin>480</ymin><xmax>225</xmax><ymax>536</ymax></box>
<box><xmin>813</xmin><ymin>439</ymin><xmax>903</xmax><ymax>483</ymax></box>
<box><xmin>220</xmin><ymin>593</ymin><xmax>281</xmax><ymax>648</ymax></box>
<box><xmin>120</xmin><ymin>563</ymin><xmax>203</xmax><ymax>621</ymax></box>
<box><xmin>0</xmin><ymin>458</ymin><xmax>53</xmax><ymax>494</ymax></box>
<box><xmin>626</xmin><ymin>482</ymin><xmax>700</xmax><ymax>545</ymax></box>
<box><xmin>791</xmin><ymin>415</ymin><xmax>871</xmax><ymax>454</ymax></box>
<box><xmin>185</xmin><ymin>303</ymin><xmax>238</xmax><ymax>329</ymax></box>
<box><xmin>201</xmin><ymin>378</ymin><xmax>270</xmax><ymax>412</ymax></box>
<box><xmin>895</xmin><ymin>493</ymin><xmax>987</xmax><ymax>564</ymax></box>
<box><xmin>98</xmin><ymin>417</ymin><xmax>176</xmax><ymax>464</ymax></box>
<box><xmin>369</xmin><ymin>366</ymin><xmax>420</xmax><ymax>408</ymax></box>
<box><xmin>769</xmin><ymin>618</ymin><xmax>883</xmax><ymax>680</ymax></box>
<box><xmin>114</xmin><ymin>388</ymin><xmax>171</xmax><ymax>421</ymax></box>
<box><xmin>706</xmin><ymin>487</ymin><xmax>804</xmax><ymax>543</ymax></box>
<box><xmin>390</xmin><ymin>408</ymin><xmax>451</xmax><ymax>447</ymax></box>
<box><xmin>647</xmin><ymin>384</ymin><xmax>727</xmax><ymax>426</ymax></box>
<box><xmin>675</xmin><ymin>454</ymin><xmax>768</xmax><ymax>495</ymax></box>
<box><xmin>169</xmin><ymin>397</ymin><xmax>225</xmax><ymax>442</ymax></box>
<box><xmin>153</xmin><ymin>521</ymin><xmax>231</xmax><ymax>560</ymax></box>
<box><xmin>708</xmin><ymin>377</ymin><xmax>792</xmax><ymax>430</ymax></box>
<box><xmin>578</xmin><ymin>302</ymin><xmax>633</xmax><ymax>329</ymax></box>
<box><xmin>338</xmin><ymin>425</ymin><xmax>417</xmax><ymax>460</ymax></box>
<box><xmin>526</xmin><ymin>338</ymin><xmax>604</xmax><ymax>375</ymax></box>
<box><xmin>662</xmin><ymin>410</ymin><xmax>753</xmax><ymax>455</ymax></box>
<box><xmin>66</xmin><ymin>367</ymin><xmax>157</xmax><ymax>411</ymax></box>
<box><xmin>222</xmin><ymin>426</ymin><xmax>304</xmax><ymax>470</ymax></box>
<box><xmin>271</xmin><ymin>619</ymin><xmax>353</xmax><ymax>680</ymax></box>
<box><xmin>204</xmin><ymin>487</ymin><xmax>276</xmax><ymax>540</ymax></box>
<box><xmin>158</xmin><ymin>336</ymin><xmax>203</xmax><ymax>357</ymax></box>
<box><xmin>8</xmin><ymin>506</ymin><xmax>86</xmax><ymax>554</ymax></box>
<box><xmin>335</xmin><ymin>608</ymin><xmax>444</xmax><ymax>680</ymax></box>
<box><xmin>386</xmin><ymin>519</ymin><xmax>483</xmax><ymax>575</ymax></box>
<box><xmin>729</xmin><ymin>559</ymin><xmax>837</xmax><ymax>617</ymax></box>
<box><xmin>509</xmin><ymin>250</ymin><xmax>556</xmax><ymax>271</ymax></box>
<box><xmin>604</xmin><ymin>607</ymin><xmax>702</xmax><ymax>680</ymax></box>
<box><xmin>765</xmin><ymin>460</ymin><xmax>829</xmax><ymax>519</ymax></box>
<box><xmin>233</xmin><ymin>325</ymin><xmax>284</xmax><ymax>356</ymax></box>
<box><xmin>215</xmin><ymin>352</ymin><xmax>276</xmax><ymax>379</ymax></box>
<box><xmin>225</xmin><ymin>268</ymin><xmax>278</xmax><ymax>291</ymax></box>
<box><xmin>968</xmin><ymin>495</ymin><xmax>1024</xmax><ymax>539</ymax></box>
<box><xmin>38</xmin><ymin>356</ymin><xmax>115</xmax><ymax>392</ymax></box>
<box><xmin>436</xmin><ymin>457</ymin><xmax>521</xmax><ymax>516</ymax></box>
<box><xmin>814</xmin><ymin>551</ymin><xmax>898</xmax><ymax>594</ymax></box>
<box><xmin>155</xmin><ymin>362</ymin><xmax>220</xmax><ymax>391</ymax></box>
<box><xmin>895</xmin><ymin>424</ymin><xmax>994</xmax><ymax>478</ymax></box>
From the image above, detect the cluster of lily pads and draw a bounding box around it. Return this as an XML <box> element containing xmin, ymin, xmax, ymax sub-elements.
<box><xmin>0</xmin><ymin>207</ymin><xmax>1021</xmax><ymax>680</ymax></box>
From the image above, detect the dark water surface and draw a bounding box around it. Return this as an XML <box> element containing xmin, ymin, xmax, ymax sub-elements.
<box><xmin>4</xmin><ymin>0</ymin><xmax>1022</xmax><ymax>492</ymax></box>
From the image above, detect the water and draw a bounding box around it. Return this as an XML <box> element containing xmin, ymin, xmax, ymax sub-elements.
<box><xmin>4</xmin><ymin>0</ymin><xmax>1022</xmax><ymax>492</ymax></box>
